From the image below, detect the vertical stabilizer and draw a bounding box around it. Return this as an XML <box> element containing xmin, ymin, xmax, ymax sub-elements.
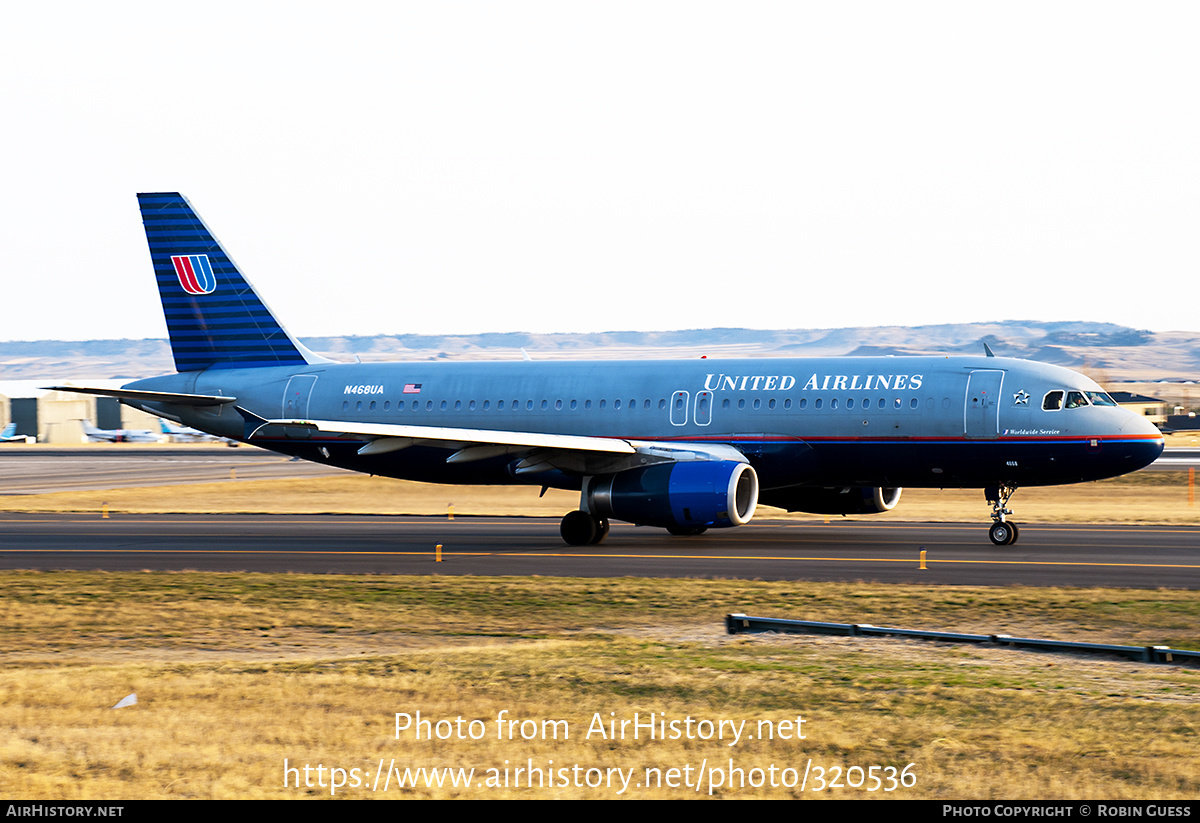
<box><xmin>137</xmin><ymin>192</ymin><xmax>326</xmax><ymax>372</ymax></box>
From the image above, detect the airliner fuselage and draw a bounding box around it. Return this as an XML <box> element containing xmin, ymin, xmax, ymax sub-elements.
<box><xmin>127</xmin><ymin>354</ymin><xmax>1162</xmax><ymax>497</ymax></box>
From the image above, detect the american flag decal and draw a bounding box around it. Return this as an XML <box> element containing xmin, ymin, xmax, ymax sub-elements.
<box><xmin>403</xmin><ymin>383</ymin><xmax>422</xmax><ymax>394</ymax></box>
<box><xmin>171</xmin><ymin>254</ymin><xmax>217</xmax><ymax>295</ymax></box>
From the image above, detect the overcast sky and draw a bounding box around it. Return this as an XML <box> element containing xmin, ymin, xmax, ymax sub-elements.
<box><xmin>2</xmin><ymin>2</ymin><xmax>1197</xmax><ymax>343</ymax></box>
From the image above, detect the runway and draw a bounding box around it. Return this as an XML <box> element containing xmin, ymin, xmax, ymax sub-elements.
<box><xmin>2</xmin><ymin>513</ymin><xmax>1198</xmax><ymax>587</ymax></box>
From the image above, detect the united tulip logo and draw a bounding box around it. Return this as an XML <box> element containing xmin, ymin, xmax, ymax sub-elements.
<box><xmin>171</xmin><ymin>254</ymin><xmax>216</xmax><ymax>295</ymax></box>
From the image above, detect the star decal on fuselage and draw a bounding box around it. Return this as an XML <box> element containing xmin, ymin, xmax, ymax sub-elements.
<box><xmin>1013</xmin><ymin>390</ymin><xmax>1030</xmax><ymax>405</ymax></box>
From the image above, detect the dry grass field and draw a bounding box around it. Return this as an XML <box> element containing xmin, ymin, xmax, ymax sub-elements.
<box><xmin>2</xmin><ymin>573</ymin><xmax>1199</xmax><ymax>800</ymax></box>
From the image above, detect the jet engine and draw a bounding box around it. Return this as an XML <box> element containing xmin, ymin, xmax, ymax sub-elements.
<box><xmin>586</xmin><ymin>460</ymin><xmax>759</xmax><ymax>531</ymax></box>
<box><xmin>760</xmin><ymin>486</ymin><xmax>902</xmax><ymax>515</ymax></box>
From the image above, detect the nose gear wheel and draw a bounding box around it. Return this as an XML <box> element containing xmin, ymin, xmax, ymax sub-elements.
<box><xmin>985</xmin><ymin>485</ymin><xmax>1019</xmax><ymax>546</ymax></box>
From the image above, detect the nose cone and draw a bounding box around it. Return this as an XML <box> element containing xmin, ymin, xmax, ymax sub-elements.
<box><xmin>1120</xmin><ymin>411</ymin><xmax>1165</xmax><ymax>472</ymax></box>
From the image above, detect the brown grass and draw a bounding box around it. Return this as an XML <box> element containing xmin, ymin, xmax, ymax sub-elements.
<box><xmin>2</xmin><ymin>572</ymin><xmax>1200</xmax><ymax>799</ymax></box>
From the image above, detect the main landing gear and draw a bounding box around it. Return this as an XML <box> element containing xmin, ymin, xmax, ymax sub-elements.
<box><xmin>985</xmin><ymin>485</ymin><xmax>1019</xmax><ymax>546</ymax></box>
<box><xmin>560</xmin><ymin>510</ymin><xmax>610</xmax><ymax>546</ymax></box>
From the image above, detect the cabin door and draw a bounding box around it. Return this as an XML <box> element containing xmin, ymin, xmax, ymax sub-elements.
<box><xmin>282</xmin><ymin>375</ymin><xmax>318</xmax><ymax>419</ymax></box>
<box><xmin>964</xmin><ymin>370</ymin><xmax>1004</xmax><ymax>438</ymax></box>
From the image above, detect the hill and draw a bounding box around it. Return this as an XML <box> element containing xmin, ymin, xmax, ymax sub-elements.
<box><xmin>2</xmin><ymin>321</ymin><xmax>1197</xmax><ymax>384</ymax></box>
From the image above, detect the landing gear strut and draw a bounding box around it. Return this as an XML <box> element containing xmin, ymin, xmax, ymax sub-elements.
<box><xmin>560</xmin><ymin>510</ymin><xmax>609</xmax><ymax>546</ymax></box>
<box><xmin>985</xmin><ymin>485</ymin><xmax>1019</xmax><ymax>546</ymax></box>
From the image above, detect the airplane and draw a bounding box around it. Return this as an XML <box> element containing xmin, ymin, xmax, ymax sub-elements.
<box><xmin>0</xmin><ymin>423</ymin><xmax>30</xmax><ymax>443</ymax></box>
<box><xmin>159</xmin><ymin>418</ymin><xmax>228</xmax><ymax>443</ymax></box>
<box><xmin>80</xmin><ymin>418</ymin><xmax>161</xmax><ymax>444</ymax></box>
<box><xmin>50</xmin><ymin>193</ymin><xmax>1164</xmax><ymax>546</ymax></box>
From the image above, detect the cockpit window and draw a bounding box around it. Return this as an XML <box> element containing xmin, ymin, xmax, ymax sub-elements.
<box><xmin>1086</xmin><ymin>391</ymin><xmax>1118</xmax><ymax>407</ymax></box>
<box><xmin>1065</xmin><ymin>391</ymin><xmax>1090</xmax><ymax>409</ymax></box>
<box><xmin>1042</xmin><ymin>390</ymin><xmax>1063</xmax><ymax>411</ymax></box>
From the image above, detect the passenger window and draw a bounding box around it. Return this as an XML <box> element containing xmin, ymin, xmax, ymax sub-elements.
<box><xmin>1043</xmin><ymin>391</ymin><xmax>1063</xmax><ymax>411</ymax></box>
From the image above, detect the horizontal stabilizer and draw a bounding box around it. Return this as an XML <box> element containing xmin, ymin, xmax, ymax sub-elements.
<box><xmin>44</xmin><ymin>386</ymin><xmax>237</xmax><ymax>406</ymax></box>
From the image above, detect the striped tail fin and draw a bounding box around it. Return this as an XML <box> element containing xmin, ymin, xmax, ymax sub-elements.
<box><xmin>137</xmin><ymin>192</ymin><xmax>326</xmax><ymax>372</ymax></box>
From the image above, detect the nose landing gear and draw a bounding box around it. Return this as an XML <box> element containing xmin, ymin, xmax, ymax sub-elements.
<box><xmin>985</xmin><ymin>485</ymin><xmax>1019</xmax><ymax>546</ymax></box>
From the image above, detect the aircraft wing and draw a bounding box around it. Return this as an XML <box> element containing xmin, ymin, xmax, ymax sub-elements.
<box><xmin>249</xmin><ymin>416</ymin><xmax>748</xmax><ymax>475</ymax></box>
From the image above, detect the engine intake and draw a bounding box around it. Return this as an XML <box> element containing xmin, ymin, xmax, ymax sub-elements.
<box><xmin>587</xmin><ymin>461</ymin><xmax>759</xmax><ymax>529</ymax></box>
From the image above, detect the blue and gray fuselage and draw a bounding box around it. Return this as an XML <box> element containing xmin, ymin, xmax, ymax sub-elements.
<box><xmin>126</xmin><ymin>354</ymin><xmax>1163</xmax><ymax>496</ymax></box>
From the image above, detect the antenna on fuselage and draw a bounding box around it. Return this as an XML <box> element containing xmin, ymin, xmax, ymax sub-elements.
<box><xmin>983</xmin><ymin>342</ymin><xmax>996</xmax><ymax>357</ymax></box>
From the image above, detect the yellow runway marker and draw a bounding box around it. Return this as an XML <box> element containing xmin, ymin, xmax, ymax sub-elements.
<box><xmin>11</xmin><ymin>547</ymin><xmax>1200</xmax><ymax>570</ymax></box>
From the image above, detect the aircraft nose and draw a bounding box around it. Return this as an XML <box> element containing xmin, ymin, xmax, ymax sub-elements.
<box><xmin>1121</xmin><ymin>413</ymin><xmax>1165</xmax><ymax>471</ymax></box>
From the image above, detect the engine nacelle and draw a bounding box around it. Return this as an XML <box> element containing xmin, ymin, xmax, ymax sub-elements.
<box><xmin>587</xmin><ymin>461</ymin><xmax>759</xmax><ymax>529</ymax></box>
<box><xmin>760</xmin><ymin>486</ymin><xmax>902</xmax><ymax>515</ymax></box>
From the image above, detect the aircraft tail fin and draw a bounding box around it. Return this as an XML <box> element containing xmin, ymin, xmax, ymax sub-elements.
<box><xmin>1</xmin><ymin>423</ymin><xmax>15</xmax><ymax>438</ymax></box>
<box><xmin>137</xmin><ymin>193</ymin><xmax>329</xmax><ymax>372</ymax></box>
